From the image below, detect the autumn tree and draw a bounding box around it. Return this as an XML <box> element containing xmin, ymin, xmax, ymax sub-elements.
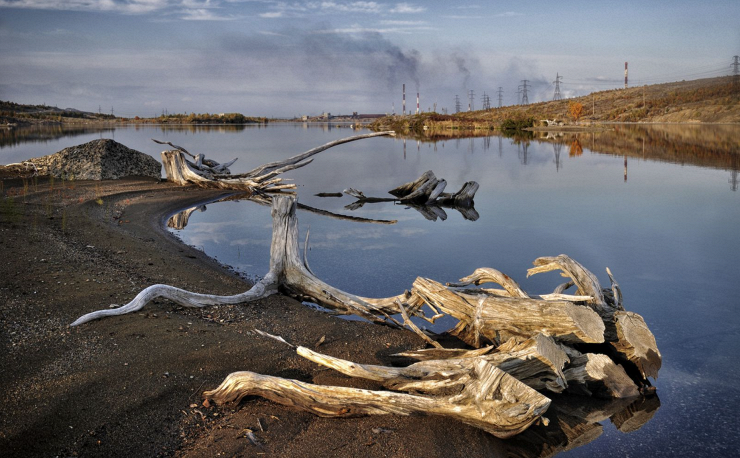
<box><xmin>568</xmin><ymin>101</ymin><xmax>584</xmax><ymax>123</ymax></box>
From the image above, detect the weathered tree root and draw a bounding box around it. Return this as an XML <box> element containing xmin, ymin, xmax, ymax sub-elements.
<box><xmin>204</xmin><ymin>354</ymin><xmax>551</xmax><ymax>439</ymax></box>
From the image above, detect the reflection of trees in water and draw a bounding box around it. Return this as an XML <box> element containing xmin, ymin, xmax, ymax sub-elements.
<box><xmin>569</xmin><ymin>138</ymin><xmax>583</xmax><ymax>157</ymax></box>
<box><xmin>573</xmin><ymin>125</ymin><xmax>739</xmax><ymax>171</ymax></box>
<box><xmin>0</xmin><ymin>125</ymin><xmax>115</xmax><ymax>149</ymax></box>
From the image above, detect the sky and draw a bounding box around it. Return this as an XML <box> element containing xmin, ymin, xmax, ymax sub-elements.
<box><xmin>1</xmin><ymin>0</ymin><xmax>738</xmax><ymax>118</ymax></box>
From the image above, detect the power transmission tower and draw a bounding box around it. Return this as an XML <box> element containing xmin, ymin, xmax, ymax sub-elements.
<box><xmin>520</xmin><ymin>80</ymin><xmax>529</xmax><ymax>105</ymax></box>
<box><xmin>732</xmin><ymin>56</ymin><xmax>740</xmax><ymax>89</ymax></box>
<box><xmin>497</xmin><ymin>87</ymin><xmax>503</xmax><ymax>107</ymax></box>
<box><xmin>454</xmin><ymin>95</ymin><xmax>461</xmax><ymax>113</ymax></box>
<box><xmin>553</xmin><ymin>73</ymin><xmax>563</xmax><ymax>101</ymax></box>
<box><xmin>468</xmin><ymin>90</ymin><xmax>475</xmax><ymax>111</ymax></box>
<box><xmin>482</xmin><ymin>92</ymin><xmax>491</xmax><ymax>110</ymax></box>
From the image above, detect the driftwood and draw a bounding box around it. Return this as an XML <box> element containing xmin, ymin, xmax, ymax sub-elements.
<box><xmin>71</xmin><ymin>177</ymin><xmax>661</xmax><ymax>436</ymax></box>
<box><xmin>204</xmin><ymin>350</ymin><xmax>550</xmax><ymax>439</ymax></box>
<box><xmin>412</xmin><ymin>277</ymin><xmax>606</xmax><ymax>347</ymax></box>
<box><xmin>344</xmin><ymin>170</ymin><xmax>480</xmax><ymax>221</ymax></box>
<box><xmin>527</xmin><ymin>255</ymin><xmax>661</xmax><ymax>382</ymax></box>
<box><xmin>390</xmin><ymin>334</ymin><xmax>568</xmax><ymax>393</ymax></box>
<box><xmin>158</xmin><ymin>132</ymin><xmax>395</xmax><ymax>192</ymax></box>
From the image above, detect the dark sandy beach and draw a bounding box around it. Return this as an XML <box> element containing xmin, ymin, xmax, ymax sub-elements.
<box><xmin>0</xmin><ymin>175</ymin><xmax>514</xmax><ymax>457</ymax></box>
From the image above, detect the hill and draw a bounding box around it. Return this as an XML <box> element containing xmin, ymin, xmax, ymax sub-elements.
<box><xmin>371</xmin><ymin>76</ymin><xmax>740</xmax><ymax>136</ymax></box>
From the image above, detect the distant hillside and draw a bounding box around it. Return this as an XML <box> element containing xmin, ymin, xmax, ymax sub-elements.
<box><xmin>1</xmin><ymin>101</ymin><xmax>115</xmax><ymax>125</ymax></box>
<box><xmin>371</xmin><ymin>76</ymin><xmax>740</xmax><ymax>135</ymax></box>
<box><xmin>0</xmin><ymin>101</ymin><xmax>267</xmax><ymax>126</ymax></box>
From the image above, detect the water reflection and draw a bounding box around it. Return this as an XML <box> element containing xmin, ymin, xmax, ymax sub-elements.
<box><xmin>0</xmin><ymin>125</ymin><xmax>115</xmax><ymax>149</ymax></box>
<box><xmin>398</xmin><ymin>123</ymin><xmax>740</xmax><ymax>191</ymax></box>
<box><xmin>501</xmin><ymin>394</ymin><xmax>660</xmax><ymax>458</ymax></box>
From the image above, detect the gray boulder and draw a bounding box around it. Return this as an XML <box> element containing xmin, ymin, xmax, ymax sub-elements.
<box><xmin>29</xmin><ymin>139</ymin><xmax>161</xmax><ymax>180</ymax></box>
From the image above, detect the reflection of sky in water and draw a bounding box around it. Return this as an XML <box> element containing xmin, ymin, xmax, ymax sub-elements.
<box><xmin>164</xmin><ymin>124</ymin><xmax>740</xmax><ymax>457</ymax></box>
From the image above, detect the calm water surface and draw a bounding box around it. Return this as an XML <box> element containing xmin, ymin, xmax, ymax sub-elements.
<box><xmin>3</xmin><ymin>123</ymin><xmax>739</xmax><ymax>457</ymax></box>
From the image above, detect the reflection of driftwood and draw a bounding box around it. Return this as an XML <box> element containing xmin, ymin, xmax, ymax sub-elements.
<box><xmin>158</xmin><ymin>132</ymin><xmax>395</xmax><ymax>192</ymax></box>
<box><xmin>504</xmin><ymin>393</ymin><xmax>659</xmax><ymax>458</ymax></box>
<box><xmin>72</xmin><ymin>195</ymin><xmax>661</xmax><ymax>437</ymax></box>
<box><xmin>205</xmin><ymin>348</ymin><xmax>550</xmax><ymax>439</ymax></box>
<box><xmin>344</xmin><ymin>170</ymin><xmax>480</xmax><ymax>221</ymax></box>
<box><xmin>166</xmin><ymin>204</ymin><xmax>206</xmax><ymax>230</ymax></box>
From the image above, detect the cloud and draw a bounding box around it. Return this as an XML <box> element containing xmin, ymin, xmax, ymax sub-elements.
<box><xmin>390</xmin><ymin>2</ymin><xmax>424</xmax><ymax>14</ymax></box>
<box><xmin>0</xmin><ymin>0</ymin><xmax>172</xmax><ymax>14</ymax></box>
<box><xmin>259</xmin><ymin>1</ymin><xmax>425</xmax><ymax>18</ymax></box>
<box><xmin>319</xmin><ymin>1</ymin><xmax>382</xmax><ymax>14</ymax></box>
<box><xmin>378</xmin><ymin>19</ymin><xmax>426</xmax><ymax>25</ymax></box>
<box><xmin>181</xmin><ymin>8</ymin><xmax>240</xmax><ymax>20</ymax></box>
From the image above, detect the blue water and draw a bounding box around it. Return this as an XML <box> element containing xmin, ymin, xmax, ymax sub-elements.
<box><xmin>4</xmin><ymin>123</ymin><xmax>740</xmax><ymax>457</ymax></box>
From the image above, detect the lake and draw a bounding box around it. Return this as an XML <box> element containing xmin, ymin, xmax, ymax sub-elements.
<box><xmin>2</xmin><ymin>122</ymin><xmax>739</xmax><ymax>457</ymax></box>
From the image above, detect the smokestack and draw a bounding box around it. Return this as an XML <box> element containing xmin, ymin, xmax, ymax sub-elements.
<box><xmin>416</xmin><ymin>92</ymin><xmax>419</xmax><ymax>114</ymax></box>
<box><xmin>403</xmin><ymin>84</ymin><xmax>406</xmax><ymax>115</ymax></box>
<box><xmin>624</xmin><ymin>62</ymin><xmax>628</xmax><ymax>89</ymax></box>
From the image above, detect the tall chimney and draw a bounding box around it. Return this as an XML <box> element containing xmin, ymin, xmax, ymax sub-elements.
<box><xmin>624</xmin><ymin>62</ymin><xmax>628</xmax><ymax>89</ymax></box>
<box><xmin>416</xmin><ymin>92</ymin><xmax>420</xmax><ymax>114</ymax></box>
<box><xmin>403</xmin><ymin>84</ymin><xmax>406</xmax><ymax>115</ymax></box>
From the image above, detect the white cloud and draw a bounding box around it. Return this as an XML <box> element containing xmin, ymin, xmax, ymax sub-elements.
<box><xmin>259</xmin><ymin>11</ymin><xmax>283</xmax><ymax>18</ymax></box>
<box><xmin>181</xmin><ymin>8</ymin><xmax>238</xmax><ymax>20</ymax></box>
<box><xmin>318</xmin><ymin>23</ymin><xmax>432</xmax><ymax>34</ymax></box>
<box><xmin>0</xmin><ymin>0</ymin><xmax>171</xmax><ymax>14</ymax></box>
<box><xmin>389</xmin><ymin>2</ymin><xmax>424</xmax><ymax>14</ymax></box>
<box><xmin>318</xmin><ymin>1</ymin><xmax>382</xmax><ymax>14</ymax></box>
<box><xmin>379</xmin><ymin>19</ymin><xmax>425</xmax><ymax>26</ymax></box>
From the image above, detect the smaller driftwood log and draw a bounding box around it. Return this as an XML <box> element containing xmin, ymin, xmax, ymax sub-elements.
<box><xmin>344</xmin><ymin>170</ymin><xmax>480</xmax><ymax>221</ymax></box>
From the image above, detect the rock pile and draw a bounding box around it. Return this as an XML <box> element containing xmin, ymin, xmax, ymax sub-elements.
<box><xmin>28</xmin><ymin>139</ymin><xmax>161</xmax><ymax>180</ymax></box>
